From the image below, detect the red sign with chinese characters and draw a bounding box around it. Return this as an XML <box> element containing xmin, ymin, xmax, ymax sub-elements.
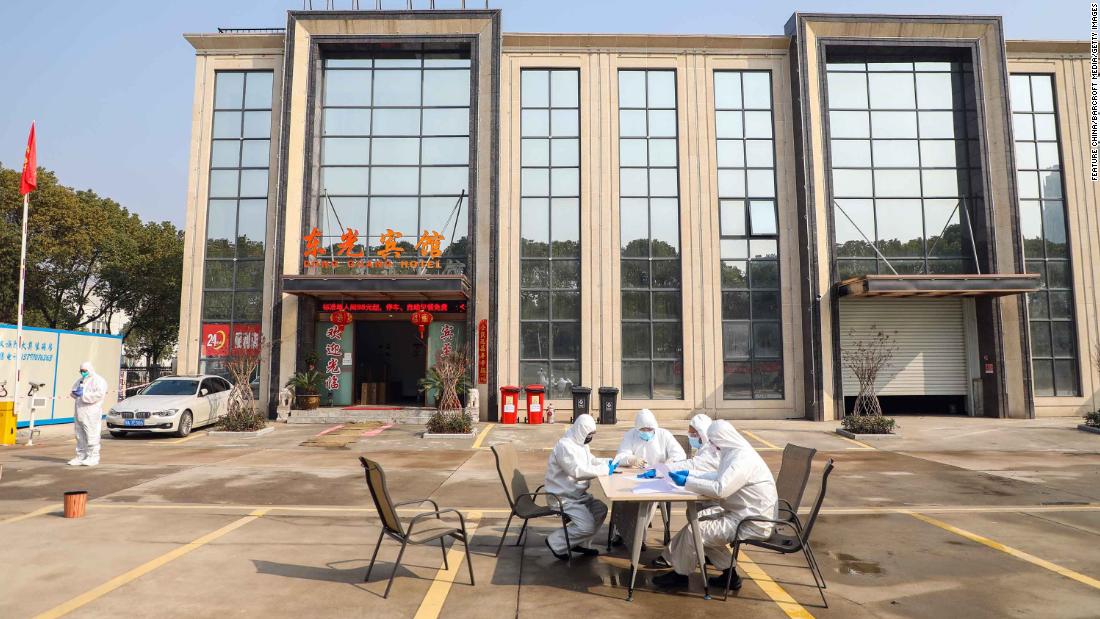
<box><xmin>202</xmin><ymin>323</ymin><xmax>261</xmax><ymax>358</ymax></box>
<box><xmin>478</xmin><ymin>319</ymin><xmax>488</xmax><ymax>385</ymax></box>
<box><xmin>321</xmin><ymin>301</ymin><xmax>467</xmax><ymax>314</ymax></box>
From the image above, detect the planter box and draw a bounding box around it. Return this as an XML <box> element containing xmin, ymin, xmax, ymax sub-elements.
<box><xmin>836</xmin><ymin>428</ymin><xmax>898</xmax><ymax>439</ymax></box>
<box><xmin>1078</xmin><ymin>424</ymin><xmax>1100</xmax><ymax>435</ymax></box>
<box><xmin>207</xmin><ymin>426</ymin><xmax>275</xmax><ymax>439</ymax></box>
<box><xmin>422</xmin><ymin>432</ymin><xmax>477</xmax><ymax>439</ymax></box>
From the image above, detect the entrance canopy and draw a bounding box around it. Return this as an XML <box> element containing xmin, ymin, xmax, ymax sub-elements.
<box><xmin>282</xmin><ymin>274</ymin><xmax>470</xmax><ymax>301</ymax></box>
<box><xmin>837</xmin><ymin>274</ymin><xmax>1041</xmax><ymax>298</ymax></box>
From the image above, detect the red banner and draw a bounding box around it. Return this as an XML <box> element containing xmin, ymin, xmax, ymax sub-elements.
<box><xmin>477</xmin><ymin>319</ymin><xmax>488</xmax><ymax>385</ymax></box>
<box><xmin>202</xmin><ymin>323</ymin><xmax>261</xmax><ymax>358</ymax></box>
<box><xmin>20</xmin><ymin>122</ymin><xmax>37</xmax><ymax>196</ymax></box>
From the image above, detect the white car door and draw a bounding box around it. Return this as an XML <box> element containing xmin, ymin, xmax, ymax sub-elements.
<box><xmin>213</xmin><ymin>378</ymin><xmax>232</xmax><ymax>421</ymax></box>
<box><xmin>195</xmin><ymin>379</ymin><xmax>216</xmax><ymax>425</ymax></box>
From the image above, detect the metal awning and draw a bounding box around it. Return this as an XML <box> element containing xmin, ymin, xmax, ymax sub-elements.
<box><xmin>281</xmin><ymin>274</ymin><xmax>470</xmax><ymax>301</ymax></box>
<box><xmin>837</xmin><ymin>274</ymin><xmax>1041</xmax><ymax>298</ymax></box>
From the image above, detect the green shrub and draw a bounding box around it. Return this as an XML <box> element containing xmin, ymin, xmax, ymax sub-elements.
<box><xmin>1085</xmin><ymin>411</ymin><xmax>1100</xmax><ymax>428</ymax></box>
<box><xmin>220</xmin><ymin>404</ymin><xmax>268</xmax><ymax>432</ymax></box>
<box><xmin>426</xmin><ymin>410</ymin><xmax>473</xmax><ymax>434</ymax></box>
<box><xmin>842</xmin><ymin>415</ymin><xmax>897</xmax><ymax>434</ymax></box>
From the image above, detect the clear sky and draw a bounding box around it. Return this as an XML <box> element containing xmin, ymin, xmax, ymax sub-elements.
<box><xmin>0</xmin><ymin>0</ymin><xmax>1089</xmax><ymax>226</ymax></box>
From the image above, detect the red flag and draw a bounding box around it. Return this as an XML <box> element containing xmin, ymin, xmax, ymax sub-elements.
<box><xmin>20</xmin><ymin>122</ymin><xmax>37</xmax><ymax>196</ymax></box>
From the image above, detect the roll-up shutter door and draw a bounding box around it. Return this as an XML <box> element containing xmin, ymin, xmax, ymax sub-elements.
<box><xmin>839</xmin><ymin>298</ymin><xmax>967</xmax><ymax>396</ymax></box>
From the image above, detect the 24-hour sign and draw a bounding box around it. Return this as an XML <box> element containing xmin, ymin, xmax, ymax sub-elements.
<box><xmin>320</xmin><ymin>301</ymin><xmax>467</xmax><ymax>314</ymax></box>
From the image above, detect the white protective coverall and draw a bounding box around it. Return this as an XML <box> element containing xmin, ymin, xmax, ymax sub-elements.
<box><xmin>612</xmin><ymin>409</ymin><xmax>688</xmax><ymax>538</ymax></box>
<box><xmin>661</xmin><ymin>420</ymin><xmax>778</xmax><ymax>574</ymax></box>
<box><xmin>544</xmin><ymin>414</ymin><xmax>611</xmax><ymax>554</ymax></box>
<box><xmin>614</xmin><ymin>409</ymin><xmax>686</xmax><ymax>467</ymax></box>
<box><xmin>70</xmin><ymin>362</ymin><xmax>108</xmax><ymax>464</ymax></box>
<box><xmin>666</xmin><ymin>413</ymin><xmax>720</xmax><ymax>473</ymax></box>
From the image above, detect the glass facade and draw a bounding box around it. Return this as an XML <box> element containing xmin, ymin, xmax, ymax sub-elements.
<box><xmin>714</xmin><ymin>71</ymin><xmax>783</xmax><ymax>399</ymax></box>
<box><xmin>618</xmin><ymin>69</ymin><xmax>683</xmax><ymax>399</ymax></box>
<box><xmin>318</xmin><ymin>50</ymin><xmax>471</xmax><ymax>274</ymax></box>
<box><xmin>201</xmin><ymin>70</ymin><xmax>273</xmax><ymax>375</ymax></box>
<box><xmin>825</xmin><ymin>53</ymin><xmax>982</xmax><ymax>278</ymax></box>
<box><xmin>518</xmin><ymin>69</ymin><xmax>581</xmax><ymax>398</ymax></box>
<box><xmin>1010</xmin><ymin>74</ymin><xmax>1079</xmax><ymax>397</ymax></box>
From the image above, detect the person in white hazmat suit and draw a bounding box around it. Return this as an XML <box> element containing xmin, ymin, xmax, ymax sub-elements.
<box><xmin>666</xmin><ymin>413</ymin><xmax>720</xmax><ymax>473</ymax></box>
<box><xmin>543</xmin><ymin>414</ymin><xmax>612</xmax><ymax>560</ymax></box>
<box><xmin>652</xmin><ymin>420</ymin><xmax>778</xmax><ymax>590</ymax></box>
<box><xmin>68</xmin><ymin>361</ymin><xmax>108</xmax><ymax>466</ymax></box>
<box><xmin>608</xmin><ymin>409</ymin><xmax>688</xmax><ymax>547</ymax></box>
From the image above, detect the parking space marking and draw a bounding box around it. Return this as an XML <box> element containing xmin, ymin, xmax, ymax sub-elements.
<box><xmin>33</xmin><ymin>508</ymin><xmax>270</xmax><ymax>619</ymax></box>
<box><xmin>1</xmin><ymin>504</ymin><xmax>57</xmax><ymax>525</ymax></box>
<box><xmin>412</xmin><ymin>510</ymin><xmax>483</xmax><ymax>619</ymax></box>
<box><xmin>471</xmin><ymin>423</ymin><xmax>495</xmax><ymax>450</ymax></box>
<box><xmin>163</xmin><ymin>432</ymin><xmax>205</xmax><ymax>445</ymax></box>
<box><xmin>741</xmin><ymin>430</ymin><xmax>779</xmax><ymax>450</ymax></box>
<box><xmin>906</xmin><ymin>511</ymin><xmax>1100</xmax><ymax>591</ymax></box>
<box><xmin>835</xmin><ymin>435</ymin><xmax>876</xmax><ymax>450</ymax></box>
<box><xmin>738</xmin><ymin>549</ymin><xmax>815</xmax><ymax>618</ymax></box>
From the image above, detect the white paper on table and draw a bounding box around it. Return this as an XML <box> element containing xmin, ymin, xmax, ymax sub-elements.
<box><xmin>631</xmin><ymin>477</ymin><xmax>693</xmax><ymax>495</ymax></box>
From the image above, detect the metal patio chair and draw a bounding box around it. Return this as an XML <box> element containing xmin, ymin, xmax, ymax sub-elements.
<box><xmin>490</xmin><ymin>443</ymin><xmax>571</xmax><ymax>563</ymax></box>
<box><xmin>722</xmin><ymin>459</ymin><xmax>834</xmax><ymax>607</ymax></box>
<box><xmin>359</xmin><ymin>457</ymin><xmax>475</xmax><ymax>599</ymax></box>
<box><xmin>775</xmin><ymin>444</ymin><xmax>817</xmax><ymax>529</ymax></box>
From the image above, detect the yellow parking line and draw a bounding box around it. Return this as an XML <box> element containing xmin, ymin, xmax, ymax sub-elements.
<box><xmin>741</xmin><ymin>430</ymin><xmax>779</xmax><ymax>450</ymax></box>
<box><xmin>33</xmin><ymin>508</ymin><xmax>270</xmax><ymax>619</ymax></box>
<box><xmin>737</xmin><ymin>549</ymin><xmax>815</xmax><ymax>618</ymax></box>
<box><xmin>471</xmin><ymin>423</ymin><xmax>495</xmax><ymax>450</ymax></box>
<box><xmin>163</xmin><ymin>432</ymin><xmax>204</xmax><ymax>445</ymax></box>
<box><xmin>906</xmin><ymin>511</ymin><xmax>1100</xmax><ymax>591</ymax></box>
<box><xmin>835</xmin><ymin>435</ymin><xmax>875</xmax><ymax>450</ymax></box>
<box><xmin>1</xmin><ymin>504</ymin><xmax>57</xmax><ymax>525</ymax></box>
<box><xmin>413</xmin><ymin>510</ymin><xmax>482</xmax><ymax>619</ymax></box>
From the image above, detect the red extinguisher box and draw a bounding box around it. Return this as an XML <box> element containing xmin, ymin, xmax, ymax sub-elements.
<box><xmin>525</xmin><ymin>384</ymin><xmax>546</xmax><ymax>424</ymax></box>
<box><xmin>499</xmin><ymin>386</ymin><xmax>520</xmax><ymax>424</ymax></box>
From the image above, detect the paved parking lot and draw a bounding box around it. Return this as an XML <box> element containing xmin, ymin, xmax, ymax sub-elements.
<box><xmin>1</xmin><ymin>416</ymin><xmax>1099</xmax><ymax>618</ymax></box>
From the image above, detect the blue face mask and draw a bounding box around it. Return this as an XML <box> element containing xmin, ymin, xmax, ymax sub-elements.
<box><xmin>80</xmin><ymin>370</ymin><xmax>89</xmax><ymax>378</ymax></box>
<box><xmin>638</xmin><ymin>430</ymin><xmax>654</xmax><ymax>442</ymax></box>
<box><xmin>689</xmin><ymin>436</ymin><xmax>702</xmax><ymax>450</ymax></box>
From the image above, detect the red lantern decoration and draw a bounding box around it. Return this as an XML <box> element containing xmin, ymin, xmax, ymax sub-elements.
<box><xmin>410</xmin><ymin>309</ymin><xmax>433</xmax><ymax>339</ymax></box>
<box><xmin>330</xmin><ymin>308</ymin><xmax>352</xmax><ymax>334</ymax></box>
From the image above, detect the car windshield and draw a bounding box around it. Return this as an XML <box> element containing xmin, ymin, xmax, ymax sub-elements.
<box><xmin>142</xmin><ymin>380</ymin><xmax>199</xmax><ymax>396</ymax></box>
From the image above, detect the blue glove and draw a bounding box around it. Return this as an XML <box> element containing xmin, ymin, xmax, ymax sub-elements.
<box><xmin>73</xmin><ymin>385</ymin><xmax>84</xmax><ymax>398</ymax></box>
<box><xmin>607</xmin><ymin>460</ymin><xmax>619</xmax><ymax>476</ymax></box>
<box><xmin>669</xmin><ymin>470</ymin><xmax>689</xmax><ymax>487</ymax></box>
<box><xmin>636</xmin><ymin>468</ymin><xmax>657</xmax><ymax>479</ymax></box>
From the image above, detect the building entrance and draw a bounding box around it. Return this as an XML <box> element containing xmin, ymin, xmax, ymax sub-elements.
<box><xmin>354</xmin><ymin>320</ymin><xmax>427</xmax><ymax>406</ymax></box>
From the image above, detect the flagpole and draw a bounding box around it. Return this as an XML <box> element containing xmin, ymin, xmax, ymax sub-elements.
<box><xmin>15</xmin><ymin>190</ymin><xmax>33</xmax><ymax>446</ymax></box>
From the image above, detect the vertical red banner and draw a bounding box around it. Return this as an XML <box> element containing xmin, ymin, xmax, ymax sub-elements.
<box><xmin>477</xmin><ymin>319</ymin><xmax>488</xmax><ymax>385</ymax></box>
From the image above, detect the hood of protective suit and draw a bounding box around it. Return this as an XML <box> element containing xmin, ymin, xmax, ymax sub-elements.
<box><xmin>566</xmin><ymin>414</ymin><xmax>596</xmax><ymax>445</ymax></box>
<box><xmin>707</xmin><ymin>420</ymin><xmax>754</xmax><ymax>452</ymax></box>
<box><xmin>80</xmin><ymin>361</ymin><xmax>95</xmax><ymax>373</ymax></box>
<box><xmin>634</xmin><ymin>408</ymin><xmax>658</xmax><ymax>430</ymax></box>
<box><xmin>689</xmin><ymin>413</ymin><xmax>713</xmax><ymax>444</ymax></box>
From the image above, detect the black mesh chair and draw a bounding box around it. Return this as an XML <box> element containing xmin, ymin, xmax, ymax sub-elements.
<box><xmin>490</xmin><ymin>443</ymin><xmax>571</xmax><ymax>563</ymax></box>
<box><xmin>359</xmin><ymin>457</ymin><xmax>475</xmax><ymax>599</ymax></box>
<box><xmin>775</xmin><ymin>444</ymin><xmax>817</xmax><ymax>528</ymax></box>
<box><xmin>722</xmin><ymin>459</ymin><xmax>834</xmax><ymax>607</ymax></box>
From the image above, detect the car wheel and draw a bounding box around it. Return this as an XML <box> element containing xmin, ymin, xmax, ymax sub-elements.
<box><xmin>174</xmin><ymin>411</ymin><xmax>193</xmax><ymax>438</ymax></box>
<box><xmin>110</xmin><ymin>430</ymin><xmax>127</xmax><ymax>439</ymax></box>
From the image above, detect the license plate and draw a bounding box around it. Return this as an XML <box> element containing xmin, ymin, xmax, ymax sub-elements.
<box><xmin>124</xmin><ymin>419</ymin><xmax>144</xmax><ymax>427</ymax></box>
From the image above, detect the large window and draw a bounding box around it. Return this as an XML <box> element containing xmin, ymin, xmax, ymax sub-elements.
<box><xmin>825</xmin><ymin>52</ymin><xmax>981</xmax><ymax>278</ymax></box>
<box><xmin>618</xmin><ymin>69</ymin><xmax>683</xmax><ymax>400</ymax></box>
<box><xmin>1011</xmin><ymin>74</ymin><xmax>1079</xmax><ymax>397</ymax></box>
<box><xmin>201</xmin><ymin>70</ymin><xmax>273</xmax><ymax>375</ymax></box>
<box><xmin>519</xmin><ymin>69</ymin><xmax>581</xmax><ymax>398</ymax></box>
<box><xmin>714</xmin><ymin>71</ymin><xmax>783</xmax><ymax>399</ymax></box>
<box><xmin>319</xmin><ymin>49</ymin><xmax>471</xmax><ymax>274</ymax></box>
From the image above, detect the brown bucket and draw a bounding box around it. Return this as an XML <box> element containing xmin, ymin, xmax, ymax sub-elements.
<box><xmin>63</xmin><ymin>491</ymin><xmax>88</xmax><ymax>518</ymax></box>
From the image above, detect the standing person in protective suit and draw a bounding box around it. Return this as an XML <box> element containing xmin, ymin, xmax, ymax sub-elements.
<box><xmin>68</xmin><ymin>361</ymin><xmax>108</xmax><ymax>466</ymax></box>
<box><xmin>543</xmin><ymin>414</ymin><xmax>612</xmax><ymax>560</ymax></box>
<box><xmin>652</xmin><ymin>420</ymin><xmax>778</xmax><ymax>590</ymax></box>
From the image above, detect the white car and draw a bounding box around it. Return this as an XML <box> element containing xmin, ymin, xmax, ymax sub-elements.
<box><xmin>106</xmin><ymin>375</ymin><xmax>233</xmax><ymax>438</ymax></box>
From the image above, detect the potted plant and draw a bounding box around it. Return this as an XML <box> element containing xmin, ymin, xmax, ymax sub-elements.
<box><xmin>839</xmin><ymin>327</ymin><xmax>899</xmax><ymax>436</ymax></box>
<box><xmin>419</xmin><ymin>350</ymin><xmax>473</xmax><ymax>436</ymax></box>
<box><xmin>287</xmin><ymin>370</ymin><xmax>324</xmax><ymax>410</ymax></box>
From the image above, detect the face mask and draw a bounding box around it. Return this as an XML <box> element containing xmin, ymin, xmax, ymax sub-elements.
<box><xmin>80</xmin><ymin>370</ymin><xmax>89</xmax><ymax>378</ymax></box>
<box><xmin>638</xmin><ymin>430</ymin><xmax>654</xmax><ymax>442</ymax></box>
<box><xmin>583</xmin><ymin>434</ymin><xmax>594</xmax><ymax>445</ymax></box>
<box><xmin>689</xmin><ymin>436</ymin><xmax>702</xmax><ymax>450</ymax></box>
